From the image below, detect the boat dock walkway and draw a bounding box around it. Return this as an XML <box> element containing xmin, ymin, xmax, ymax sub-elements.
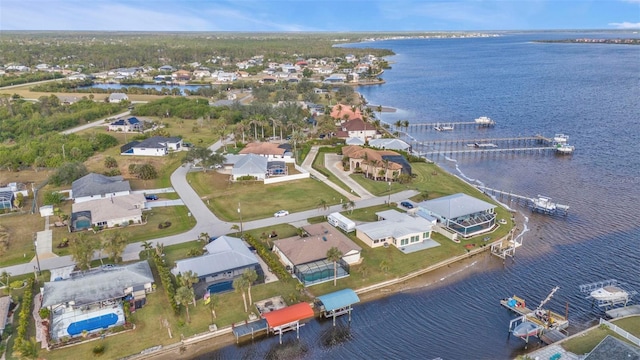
<box><xmin>540</xmin><ymin>329</ymin><xmax>568</xmax><ymax>344</ymax></box>
<box><xmin>407</xmin><ymin>120</ymin><xmax>496</xmax><ymax>130</ymax></box>
<box><xmin>477</xmin><ymin>186</ymin><xmax>569</xmax><ymax>215</ymax></box>
<box><xmin>408</xmin><ymin>135</ymin><xmax>574</xmax><ymax>157</ymax></box>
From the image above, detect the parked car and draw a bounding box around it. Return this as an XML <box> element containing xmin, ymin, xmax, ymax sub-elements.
<box><xmin>400</xmin><ymin>201</ymin><xmax>414</xmax><ymax>209</ymax></box>
<box><xmin>145</xmin><ymin>194</ymin><xmax>158</xmax><ymax>201</ymax></box>
<box><xmin>274</xmin><ymin>210</ymin><xmax>289</xmax><ymax>217</ymax></box>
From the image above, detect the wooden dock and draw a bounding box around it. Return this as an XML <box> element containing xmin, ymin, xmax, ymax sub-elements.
<box><xmin>406</xmin><ymin>121</ymin><xmax>496</xmax><ymax>130</ymax></box>
<box><xmin>408</xmin><ymin>135</ymin><xmax>571</xmax><ymax>157</ymax></box>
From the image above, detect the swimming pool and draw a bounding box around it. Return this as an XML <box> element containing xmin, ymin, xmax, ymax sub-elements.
<box><xmin>67</xmin><ymin>312</ymin><xmax>119</xmax><ymax>336</ymax></box>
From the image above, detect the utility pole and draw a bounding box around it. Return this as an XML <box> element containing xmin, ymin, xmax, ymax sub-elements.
<box><xmin>238</xmin><ymin>202</ymin><xmax>243</xmax><ymax>238</ymax></box>
<box><xmin>33</xmin><ymin>234</ymin><xmax>41</xmax><ymax>276</ymax></box>
<box><xmin>387</xmin><ymin>182</ymin><xmax>391</xmax><ymax>206</ymax></box>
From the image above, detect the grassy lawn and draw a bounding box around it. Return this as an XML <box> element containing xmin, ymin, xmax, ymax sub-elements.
<box><xmin>349</xmin><ymin>173</ymin><xmax>406</xmax><ymax>197</ymax></box>
<box><xmin>561</xmin><ymin>317</ymin><xmax>640</xmax><ymax>355</ymax></box>
<box><xmin>186</xmin><ymin>171</ymin><xmax>344</xmax><ymax>222</ymax></box>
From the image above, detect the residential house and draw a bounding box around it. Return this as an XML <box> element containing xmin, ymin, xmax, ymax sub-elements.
<box><xmin>42</xmin><ymin>261</ymin><xmax>154</xmax><ymax>340</ymax></box>
<box><xmin>0</xmin><ymin>296</ymin><xmax>13</xmax><ymax>340</ymax></box>
<box><xmin>323</xmin><ymin>73</ymin><xmax>347</xmax><ymax>84</ymax></box>
<box><xmin>583</xmin><ymin>335</ymin><xmax>640</xmax><ymax>360</ymax></box>
<box><xmin>108</xmin><ymin>117</ymin><xmax>143</xmax><ymax>132</ymax></box>
<box><xmin>108</xmin><ymin>93</ymin><xmax>129</xmax><ymax>103</ymax></box>
<box><xmin>335</xmin><ymin>118</ymin><xmax>378</xmax><ymax>141</ymax></box>
<box><xmin>71</xmin><ymin>193</ymin><xmax>145</xmax><ymax>231</ymax></box>
<box><xmin>239</xmin><ymin>142</ymin><xmax>292</xmax><ymax>161</ymax></box>
<box><xmin>341</xmin><ymin>145</ymin><xmax>410</xmax><ymax>179</ymax></box>
<box><xmin>368</xmin><ymin>138</ymin><xmax>411</xmax><ymax>152</ymax></box>
<box><xmin>67</xmin><ymin>73</ymin><xmax>88</xmax><ymax>81</ymax></box>
<box><xmin>171</xmin><ymin>235</ymin><xmax>261</xmax><ymax>296</ymax></box>
<box><xmin>120</xmin><ymin>136</ymin><xmax>183</xmax><ymax>156</ymax></box>
<box><xmin>192</xmin><ymin>69</ymin><xmax>211</xmax><ymax>79</ymax></box>
<box><xmin>273</xmin><ymin>222</ymin><xmax>362</xmax><ymax>286</ymax></box>
<box><xmin>231</xmin><ymin>154</ymin><xmax>268</xmax><ymax>181</ymax></box>
<box><xmin>35</xmin><ymin>63</ymin><xmax>49</xmax><ymax>71</ymax></box>
<box><xmin>416</xmin><ymin>193</ymin><xmax>497</xmax><ymax>238</ymax></box>
<box><xmin>0</xmin><ymin>188</ymin><xmax>14</xmax><ymax>210</ymax></box>
<box><xmin>344</xmin><ymin>54</ymin><xmax>358</xmax><ymax>63</ymax></box>
<box><xmin>158</xmin><ymin>65</ymin><xmax>175</xmax><ymax>72</ymax></box>
<box><xmin>71</xmin><ymin>173</ymin><xmax>131</xmax><ymax>204</ymax></box>
<box><xmin>356</xmin><ymin>210</ymin><xmax>436</xmax><ymax>251</ymax></box>
<box><xmin>172</xmin><ymin>70</ymin><xmax>191</xmax><ymax>81</ymax></box>
<box><xmin>217</xmin><ymin>72</ymin><xmax>237</xmax><ymax>82</ymax></box>
<box><xmin>57</xmin><ymin>95</ymin><xmax>81</xmax><ymax>105</ymax></box>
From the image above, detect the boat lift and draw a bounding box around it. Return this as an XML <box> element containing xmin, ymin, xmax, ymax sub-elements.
<box><xmin>508</xmin><ymin>287</ymin><xmax>567</xmax><ymax>347</ymax></box>
<box><xmin>580</xmin><ymin>279</ymin><xmax>637</xmax><ymax>308</ymax></box>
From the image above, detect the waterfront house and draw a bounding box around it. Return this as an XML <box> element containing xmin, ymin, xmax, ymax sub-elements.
<box><xmin>42</xmin><ymin>261</ymin><xmax>154</xmax><ymax>340</ymax></box>
<box><xmin>368</xmin><ymin>138</ymin><xmax>411</xmax><ymax>152</ymax></box>
<box><xmin>0</xmin><ymin>296</ymin><xmax>13</xmax><ymax>340</ymax></box>
<box><xmin>172</xmin><ymin>70</ymin><xmax>191</xmax><ymax>81</ymax></box>
<box><xmin>71</xmin><ymin>173</ymin><xmax>131</xmax><ymax>204</ymax></box>
<box><xmin>417</xmin><ymin>193</ymin><xmax>497</xmax><ymax>238</ymax></box>
<box><xmin>341</xmin><ymin>145</ymin><xmax>409</xmax><ymax>179</ymax></box>
<box><xmin>273</xmin><ymin>223</ymin><xmax>361</xmax><ymax>286</ymax></box>
<box><xmin>120</xmin><ymin>136</ymin><xmax>183</xmax><ymax>156</ymax></box>
<box><xmin>335</xmin><ymin>118</ymin><xmax>378</xmax><ymax>141</ymax></box>
<box><xmin>171</xmin><ymin>235</ymin><xmax>261</xmax><ymax>296</ymax></box>
<box><xmin>356</xmin><ymin>210</ymin><xmax>437</xmax><ymax>250</ymax></box>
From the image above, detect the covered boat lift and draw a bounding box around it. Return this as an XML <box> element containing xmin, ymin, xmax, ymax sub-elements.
<box><xmin>262</xmin><ymin>302</ymin><xmax>314</xmax><ymax>344</ymax></box>
<box><xmin>315</xmin><ymin>288</ymin><xmax>360</xmax><ymax>326</ymax></box>
<box><xmin>231</xmin><ymin>318</ymin><xmax>268</xmax><ymax>343</ymax></box>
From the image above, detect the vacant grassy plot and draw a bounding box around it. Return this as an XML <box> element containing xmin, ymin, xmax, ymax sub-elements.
<box><xmin>0</xmin><ymin>213</ymin><xmax>46</xmax><ymax>267</ymax></box>
<box><xmin>349</xmin><ymin>173</ymin><xmax>406</xmax><ymax>196</ymax></box>
<box><xmin>561</xmin><ymin>317</ymin><xmax>640</xmax><ymax>355</ymax></box>
<box><xmin>186</xmin><ymin>171</ymin><xmax>344</xmax><ymax>222</ymax></box>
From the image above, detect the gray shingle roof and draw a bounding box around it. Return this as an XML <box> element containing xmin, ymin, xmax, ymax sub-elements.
<box><xmin>356</xmin><ymin>210</ymin><xmax>433</xmax><ymax>240</ymax></box>
<box><xmin>232</xmin><ymin>154</ymin><xmax>267</xmax><ymax>176</ymax></box>
<box><xmin>584</xmin><ymin>335</ymin><xmax>640</xmax><ymax>360</ymax></box>
<box><xmin>133</xmin><ymin>136</ymin><xmax>182</xmax><ymax>149</ymax></box>
<box><xmin>172</xmin><ymin>236</ymin><xmax>259</xmax><ymax>278</ymax></box>
<box><xmin>417</xmin><ymin>193</ymin><xmax>495</xmax><ymax>219</ymax></box>
<box><xmin>42</xmin><ymin>261</ymin><xmax>154</xmax><ymax>308</ymax></box>
<box><xmin>368</xmin><ymin>138</ymin><xmax>410</xmax><ymax>151</ymax></box>
<box><xmin>72</xmin><ymin>173</ymin><xmax>131</xmax><ymax>199</ymax></box>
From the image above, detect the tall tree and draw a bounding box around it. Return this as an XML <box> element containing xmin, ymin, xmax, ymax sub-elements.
<box><xmin>101</xmin><ymin>232</ymin><xmax>128</xmax><ymax>263</ymax></box>
<box><xmin>141</xmin><ymin>240</ymin><xmax>153</xmax><ymax>259</ymax></box>
<box><xmin>326</xmin><ymin>246</ymin><xmax>343</xmax><ymax>286</ymax></box>
<box><xmin>317</xmin><ymin>199</ymin><xmax>329</xmax><ymax>212</ymax></box>
<box><xmin>178</xmin><ymin>270</ymin><xmax>199</xmax><ymax>306</ymax></box>
<box><xmin>242</xmin><ymin>268</ymin><xmax>258</xmax><ymax>307</ymax></box>
<box><xmin>70</xmin><ymin>233</ymin><xmax>99</xmax><ymax>271</ymax></box>
<box><xmin>233</xmin><ymin>277</ymin><xmax>248</xmax><ymax>313</ymax></box>
<box><xmin>175</xmin><ymin>286</ymin><xmax>194</xmax><ymax>323</ymax></box>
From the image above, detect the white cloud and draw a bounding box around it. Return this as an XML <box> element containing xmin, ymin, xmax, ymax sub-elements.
<box><xmin>608</xmin><ymin>21</ymin><xmax>640</xmax><ymax>29</ymax></box>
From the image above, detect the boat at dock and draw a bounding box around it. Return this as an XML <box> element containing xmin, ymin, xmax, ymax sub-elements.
<box><xmin>434</xmin><ymin>124</ymin><xmax>454</xmax><ymax>131</ymax></box>
<box><xmin>475</xmin><ymin>116</ymin><xmax>495</xmax><ymax>126</ymax></box>
<box><xmin>531</xmin><ymin>195</ymin><xmax>557</xmax><ymax>213</ymax></box>
<box><xmin>555</xmin><ymin>143</ymin><xmax>575</xmax><ymax>154</ymax></box>
<box><xmin>580</xmin><ymin>279</ymin><xmax>636</xmax><ymax>308</ymax></box>
<box><xmin>553</xmin><ymin>134</ymin><xmax>569</xmax><ymax>143</ymax></box>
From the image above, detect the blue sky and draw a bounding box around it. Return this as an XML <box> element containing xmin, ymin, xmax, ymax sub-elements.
<box><xmin>1</xmin><ymin>0</ymin><xmax>639</xmax><ymax>32</ymax></box>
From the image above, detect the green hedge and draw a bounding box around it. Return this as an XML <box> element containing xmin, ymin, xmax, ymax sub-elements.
<box><xmin>153</xmin><ymin>255</ymin><xmax>179</xmax><ymax>314</ymax></box>
<box><xmin>244</xmin><ymin>234</ymin><xmax>291</xmax><ymax>283</ymax></box>
<box><xmin>13</xmin><ymin>277</ymin><xmax>34</xmax><ymax>356</ymax></box>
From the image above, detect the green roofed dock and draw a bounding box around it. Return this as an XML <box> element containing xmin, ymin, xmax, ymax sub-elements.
<box><xmin>315</xmin><ymin>288</ymin><xmax>360</xmax><ymax>326</ymax></box>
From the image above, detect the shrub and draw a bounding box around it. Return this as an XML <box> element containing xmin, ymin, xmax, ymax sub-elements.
<box><xmin>92</xmin><ymin>344</ymin><xmax>105</xmax><ymax>355</ymax></box>
<box><xmin>39</xmin><ymin>308</ymin><xmax>51</xmax><ymax>320</ymax></box>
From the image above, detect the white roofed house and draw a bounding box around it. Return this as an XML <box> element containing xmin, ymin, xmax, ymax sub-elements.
<box><xmin>368</xmin><ymin>138</ymin><xmax>411</xmax><ymax>152</ymax></box>
<box><xmin>356</xmin><ymin>210</ymin><xmax>437</xmax><ymax>252</ymax></box>
<box><xmin>417</xmin><ymin>193</ymin><xmax>497</xmax><ymax>238</ymax></box>
<box><xmin>108</xmin><ymin>93</ymin><xmax>129</xmax><ymax>103</ymax></box>
<box><xmin>120</xmin><ymin>136</ymin><xmax>183</xmax><ymax>156</ymax></box>
<box><xmin>231</xmin><ymin>154</ymin><xmax>268</xmax><ymax>181</ymax></box>
<box><xmin>71</xmin><ymin>193</ymin><xmax>145</xmax><ymax>231</ymax></box>
<box><xmin>171</xmin><ymin>236</ymin><xmax>261</xmax><ymax>296</ymax></box>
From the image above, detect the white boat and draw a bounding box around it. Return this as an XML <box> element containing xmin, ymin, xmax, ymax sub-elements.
<box><xmin>553</xmin><ymin>134</ymin><xmax>569</xmax><ymax>143</ymax></box>
<box><xmin>590</xmin><ymin>286</ymin><xmax>630</xmax><ymax>303</ymax></box>
<box><xmin>555</xmin><ymin>144</ymin><xmax>575</xmax><ymax>154</ymax></box>
<box><xmin>512</xmin><ymin>321</ymin><xmax>540</xmax><ymax>338</ymax></box>
<box><xmin>434</xmin><ymin>124</ymin><xmax>454</xmax><ymax>131</ymax></box>
<box><xmin>532</xmin><ymin>196</ymin><xmax>557</xmax><ymax>212</ymax></box>
<box><xmin>474</xmin><ymin>142</ymin><xmax>498</xmax><ymax>148</ymax></box>
<box><xmin>475</xmin><ymin>116</ymin><xmax>494</xmax><ymax>125</ymax></box>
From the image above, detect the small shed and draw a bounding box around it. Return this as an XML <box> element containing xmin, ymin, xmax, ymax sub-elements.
<box><xmin>327</xmin><ymin>212</ymin><xmax>356</xmax><ymax>233</ymax></box>
<box><xmin>262</xmin><ymin>302</ymin><xmax>314</xmax><ymax>344</ymax></box>
<box><xmin>316</xmin><ymin>288</ymin><xmax>360</xmax><ymax>326</ymax></box>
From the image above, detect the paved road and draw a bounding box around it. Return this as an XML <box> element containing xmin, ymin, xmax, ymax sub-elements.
<box><xmin>60</xmin><ymin>110</ymin><xmax>131</xmax><ymax>135</ymax></box>
<box><xmin>301</xmin><ymin>146</ymin><xmax>359</xmax><ymax>201</ymax></box>
<box><xmin>0</xmin><ymin>139</ymin><xmax>418</xmax><ymax>275</ymax></box>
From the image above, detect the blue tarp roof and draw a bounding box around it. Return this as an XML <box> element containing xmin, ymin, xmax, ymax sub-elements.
<box><xmin>316</xmin><ymin>289</ymin><xmax>360</xmax><ymax>311</ymax></box>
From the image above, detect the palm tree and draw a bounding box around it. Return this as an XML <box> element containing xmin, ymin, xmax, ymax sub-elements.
<box><xmin>291</xmin><ymin>130</ymin><xmax>306</xmax><ymax>161</ymax></box>
<box><xmin>233</xmin><ymin>277</ymin><xmax>248</xmax><ymax>313</ymax></box>
<box><xmin>394</xmin><ymin>120</ymin><xmax>403</xmax><ymax>133</ymax></box>
<box><xmin>155</xmin><ymin>243</ymin><xmax>165</xmax><ymax>258</ymax></box>
<box><xmin>380</xmin><ymin>259</ymin><xmax>390</xmax><ymax>273</ymax></box>
<box><xmin>382</xmin><ymin>159</ymin><xmax>390</xmax><ymax>182</ymax></box>
<box><xmin>141</xmin><ymin>241</ymin><xmax>153</xmax><ymax>259</ymax></box>
<box><xmin>208</xmin><ymin>294</ymin><xmax>220</xmax><ymax>322</ymax></box>
<box><xmin>230</xmin><ymin>224</ymin><xmax>240</xmax><ymax>236</ymax></box>
<box><xmin>249</xmin><ymin>119</ymin><xmax>260</xmax><ymax>140</ymax></box>
<box><xmin>102</xmin><ymin>232</ymin><xmax>128</xmax><ymax>264</ymax></box>
<box><xmin>402</xmin><ymin>120</ymin><xmax>410</xmax><ymax>134</ymax></box>
<box><xmin>347</xmin><ymin>200</ymin><xmax>356</xmax><ymax>214</ymax></box>
<box><xmin>175</xmin><ymin>286</ymin><xmax>194</xmax><ymax>322</ymax></box>
<box><xmin>198</xmin><ymin>232</ymin><xmax>209</xmax><ymax>244</ymax></box>
<box><xmin>242</xmin><ymin>268</ymin><xmax>258</xmax><ymax>307</ymax></box>
<box><xmin>178</xmin><ymin>270</ymin><xmax>199</xmax><ymax>306</ymax></box>
<box><xmin>326</xmin><ymin>246</ymin><xmax>343</xmax><ymax>286</ymax></box>
<box><xmin>317</xmin><ymin>199</ymin><xmax>329</xmax><ymax>212</ymax></box>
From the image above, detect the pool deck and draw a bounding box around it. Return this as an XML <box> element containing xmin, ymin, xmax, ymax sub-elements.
<box><xmin>50</xmin><ymin>303</ymin><xmax>125</xmax><ymax>340</ymax></box>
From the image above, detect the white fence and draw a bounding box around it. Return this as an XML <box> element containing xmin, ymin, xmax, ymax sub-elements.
<box><xmin>599</xmin><ymin>318</ymin><xmax>640</xmax><ymax>346</ymax></box>
<box><xmin>263</xmin><ymin>164</ymin><xmax>310</xmax><ymax>184</ymax></box>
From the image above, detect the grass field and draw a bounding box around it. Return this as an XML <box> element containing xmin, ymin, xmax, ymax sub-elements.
<box><xmin>186</xmin><ymin>170</ymin><xmax>345</xmax><ymax>222</ymax></box>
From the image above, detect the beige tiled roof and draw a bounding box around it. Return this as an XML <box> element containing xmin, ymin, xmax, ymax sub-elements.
<box><xmin>72</xmin><ymin>193</ymin><xmax>145</xmax><ymax>224</ymax></box>
<box><xmin>274</xmin><ymin>223</ymin><xmax>361</xmax><ymax>266</ymax></box>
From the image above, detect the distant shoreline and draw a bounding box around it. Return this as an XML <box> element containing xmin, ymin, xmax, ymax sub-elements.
<box><xmin>534</xmin><ymin>38</ymin><xmax>640</xmax><ymax>45</ymax></box>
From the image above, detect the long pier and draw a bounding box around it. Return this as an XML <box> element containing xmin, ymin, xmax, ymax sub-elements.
<box><xmin>477</xmin><ymin>186</ymin><xmax>569</xmax><ymax>215</ymax></box>
<box><xmin>406</xmin><ymin>120</ymin><xmax>496</xmax><ymax>131</ymax></box>
<box><xmin>410</xmin><ymin>135</ymin><xmax>566</xmax><ymax>157</ymax></box>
